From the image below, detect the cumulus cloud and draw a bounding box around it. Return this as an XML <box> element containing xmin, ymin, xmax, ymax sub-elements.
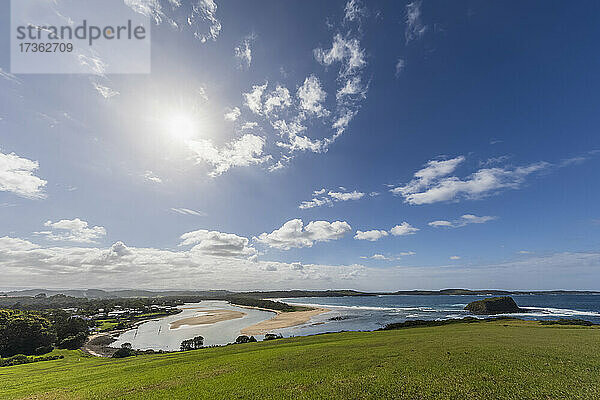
<box><xmin>243</xmin><ymin>82</ymin><xmax>268</xmax><ymax>114</ymax></box>
<box><xmin>428</xmin><ymin>214</ymin><xmax>497</xmax><ymax>228</ymax></box>
<box><xmin>264</xmin><ymin>85</ymin><xmax>292</xmax><ymax>117</ymax></box>
<box><xmin>234</xmin><ymin>34</ymin><xmax>255</xmax><ymax>69</ymax></box>
<box><xmin>224</xmin><ymin>107</ymin><xmax>241</xmax><ymax>121</ymax></box>
<box><xmin>0</xmin><ymin>150</ymin><xmax>47</xmax><ymax>199</ymax></box>
<box><xmin>35</xmin><ymin>218</ymin><xmax>107</xmax><ymax>243</ymax></box>
<box><xmin>391</xmin><ymin>156</ymin><xmax>550</xmax><ymax>205</ymax></box>
<box><xmin>297</xmin><ymin>75</ymin><xmax>329</xmax><ymax>117</ymax></box>
<box><xmin>187</xmin><ymin>134</ymin><xmax>271</xmax><ymax>177</ymax></box>
<box><xmin>299</xmin><ymin>188</ymin><xmax>365</xmax><ymax>209</ymax></box>
<box><xmin>314</xmin><ymin>34</ymin><xmax>366</xmax><ymax>77</ymax></box>
<box><xmin>354</xmin><ymin>230</ymin><xmax>388</xmax><ymax>241</ymax></box>
<box><xmin>92</xmin><ymin>81</ymin><xmax>119</xmax><ymax>98</ymax></box>
<box><xmin>1</xmin><ymin>235</ymin><xmax>600</xmax><ymax>290</ymax></box>
<box><xmin>405</xmin><ymin>1</ymin><xmax>427</xmax><ymax>43</ymax></box>
<box><xmin>390</xmin><ymin>222</ymin><xmax>419</xmax><ymax>236</ymax></box>
<box><xmin>254</xmin><ymin>219</ymin><xmax>352</xmax><ymax>250</ymax></box>
<box><xmin>127</xmin><ymin>0</ymin><xmax>222</xmax><ymax>42</ymax></box>
<box><xmin>179</xmin><ymin>229</ymin><xmax>257</xmax><ymax>259</ymax></box>
<box><xmin>143</xmin><ymin>170</ymin><xmax>162</xmax><ymax>183</ymax></box>
<box><xmin>344</xmin><ymin>0</ymin><xmax>366</xmax><ymax>23</ymax></box>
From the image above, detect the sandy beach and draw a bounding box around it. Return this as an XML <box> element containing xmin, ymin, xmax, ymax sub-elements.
<box><xmin>170</xmin><ymin>309</ymin><xmax>246</xmax><ymax>329</ymax></box>
<box><xmin>240</xmin><ymin>308</ymin><xmax>329</xmax><ymax>335</ymax></box>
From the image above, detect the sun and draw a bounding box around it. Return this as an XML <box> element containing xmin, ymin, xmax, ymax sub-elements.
<box><xmin>165</xmin><ymin>113</ymin><xmax>197</xmax><ymax>141</ymax></box>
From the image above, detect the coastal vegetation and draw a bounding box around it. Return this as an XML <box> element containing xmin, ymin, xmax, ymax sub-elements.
<box><xmin>1</xmin><ymin>319</ymin><xmax>599</xmax><ymax>399</ymax></box>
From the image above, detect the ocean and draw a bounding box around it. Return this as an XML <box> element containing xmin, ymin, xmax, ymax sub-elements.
<box><xmin>274</xmin><ymin>294</ymin><xmax>600</xmax><ymax>337</ymax></box>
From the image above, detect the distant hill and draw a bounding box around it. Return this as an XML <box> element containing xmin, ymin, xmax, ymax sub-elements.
<box><xmin>2</xmin><ymin>288</ymin><xmax>598</xmax><ymax>300</ymax></box>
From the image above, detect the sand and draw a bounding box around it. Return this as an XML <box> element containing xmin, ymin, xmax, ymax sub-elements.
<box><xmin>240</xmin><ymin>308</ymin><xmax>329</xmax><ymax>335</ymax></box>
<box><xmin>169</xmin><ymin>309</ymin><xmax>246</xmax><ymax>329</ymax></box>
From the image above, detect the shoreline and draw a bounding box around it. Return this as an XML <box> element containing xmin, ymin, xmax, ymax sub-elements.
<box><xmin>240</xmin><ymin>307</ymin><xmax>330</xmax><ymax>335</ymax></box>
<box><xmin>169</xmin><ymin>309</ymin><xmax>246</xmax><ymax>329</ymax></box>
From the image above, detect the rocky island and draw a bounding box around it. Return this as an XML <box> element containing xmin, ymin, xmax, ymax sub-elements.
<box><xmin>465</xmin><ymin>296</ymin><xmax>524</xmax><ymax>315</ymax></box>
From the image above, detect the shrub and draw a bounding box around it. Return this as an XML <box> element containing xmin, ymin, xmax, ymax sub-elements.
<box><xmin>235</xmin><ymin>335</ymin><xmax>257</xmax><ymax>344</ymax></box>
<box><xmin>264</xmin><ymin>333</ymin><xmax>283</xmax><ymax>341</ymax></box>
<box><xmin>58</xmin><ymin>332</ymin><xmax>87</xmax><ymax>350</ymax></box>
<box><xmin>180</xmin><ymin>336</ymin><xmax>204</xmax><ymax>351</ymax></box>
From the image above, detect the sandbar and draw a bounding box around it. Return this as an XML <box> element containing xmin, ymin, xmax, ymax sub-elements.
<box><xmin>240</xmin><ymin>308</ymin><xmax>329</xmax><ymax>335</ymax></box>
<box><xmin>170</xmin><ymin>309</ymin><xmax>246</xmax><ymax>329</ymax></box>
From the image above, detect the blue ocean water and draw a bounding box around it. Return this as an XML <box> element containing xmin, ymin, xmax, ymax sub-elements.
<box><xmin>274</xmin><ymin>294</ymin><xmax>600</xmax><ymax>337</ymax></box>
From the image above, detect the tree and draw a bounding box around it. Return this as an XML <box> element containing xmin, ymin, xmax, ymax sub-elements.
<box><xmin>112</xmin><ymin>343</ymin><xmax>136</xmax><ymax>358</ymax></box>
<box><xmin>235</xmin><ymin>335</ymin><xmax>257</xmax><ymax>344</ymax></box>
<box><xmin>180</xmin><ymin>336</ymin><xmax>204</xmax><ymax>351</ymax></box>
<box><xmin>0</xmin><ymin>310</ymin><xmax>56</xmax><ymax>357</ymax></box>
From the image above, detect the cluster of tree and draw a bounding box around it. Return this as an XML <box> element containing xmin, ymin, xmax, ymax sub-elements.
<box><xmin>0</xmin><ymin>295</ymin><xmax>184</xmax><ymax>313</ymax></box>
<box><xmin>235</xmin><ymin>335</ymin><xmax>257</xmax><ymax>344</ymax></box>
<box><xmin>0</xmin><ymin>309</ymin><xmax>89</xmax><ymax>357</ymax></box>
<box><xmin>180</xmin><ymin>336</ymin><xmax>204</xmax><ymax>351</ymax></box>
<box><xmin>0</xmin><ymin>353</ymin><xmax>64</xmax><ymax>367</ymax></box>
<box><xmin>112</xmin><ymin>343</ymin><xmax>137</xmax><ymax>358</ymax></box>
<box><xmin>263</xmin><ymin>333</ymin><xmax>283</xmax><ymax>341</ymax></box>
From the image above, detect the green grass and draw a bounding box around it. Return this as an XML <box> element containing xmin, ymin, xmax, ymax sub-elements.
<box><xmin>1</xmin><ymin>320</ymin><xmax>599</xmax><ymax>399</ymax></box>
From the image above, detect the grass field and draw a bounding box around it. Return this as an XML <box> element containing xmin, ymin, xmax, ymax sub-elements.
<box><xmin>1</xmin><ymin>319</ymin><xmax>599</xmax><ymax>399</ymax></box>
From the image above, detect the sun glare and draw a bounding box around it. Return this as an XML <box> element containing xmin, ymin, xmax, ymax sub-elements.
<box><xmin>165</xmin><ymin>113</ymin><xmax>197</xmax><ymax>141</ymax></box>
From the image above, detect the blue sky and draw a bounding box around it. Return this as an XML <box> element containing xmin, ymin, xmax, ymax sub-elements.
<box><xmin>0</xmin><ymin>0</ymin><xmax>599</xmax><ymax>291</ymax></box>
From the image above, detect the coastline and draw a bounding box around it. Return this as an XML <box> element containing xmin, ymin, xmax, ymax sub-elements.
<box><xmin>240</xmin><ymin>307</ymin><xmax>330</xmax><ymax>335</ymax></box>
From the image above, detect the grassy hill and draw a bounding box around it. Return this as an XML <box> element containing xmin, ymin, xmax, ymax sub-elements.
<box><xmin>1</xmin><ymin>319</ymin><xmax>599</xmax><ymax>399</ymax></box>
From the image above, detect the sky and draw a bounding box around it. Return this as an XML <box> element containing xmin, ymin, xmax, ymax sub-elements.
<box><xmin>0</xmin><ymin>0</ymin><xmax>599</xmax><ymax>291</ymax></box>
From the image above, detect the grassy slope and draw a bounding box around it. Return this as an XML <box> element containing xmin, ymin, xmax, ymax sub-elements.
<box><xmin>1</xmin><ymin>320</ymin><xmax>599</xmax><ymax>400</ymax></box>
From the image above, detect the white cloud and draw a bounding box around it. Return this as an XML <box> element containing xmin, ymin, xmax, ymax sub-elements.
<box><xmin>336</xmin><ymin>76</ymin><xmax>367</xmax><ymax>102</ymax></box>
<box><xmin>273</xmin><ymin>119</ymin><xmax>323</xmax><ymax>153</ymax></box>
<box><xmin>299</xmin><ymin>197</ymin><xmax>332</xmax><ymax>210</ymax></box>
<box><xmin>190</xmin><ymin>0</ymin><xmax>222</xmax><ymax>42</ymax></box>
<box><xmin>224</xmin><ymin>107</ymin><xmax>241</xmax><ymax>121</ymax></box>
<box><xmin>393</xmin><ymin>156</ymin><xmax>465</xmax><ymax>197</ymax></box>
<box><xmin>328</xmin><ymin>190</ymin><xmax>364</xmax><ymax>201</ymax></box>
<box><xmin>391</xmin><ymin>156</ymin><xmax>550</xmax><ymax>205</ymax></box>
<box><xmin>298</xmin><ymin>188</ymin><xmax>365</xmax><ymax>209</ymax></box>
<box><xmin>234</xmin><ymin>35</ymin><xmax>254</xmax><ymax>69</ymax></box>
<box><xmin>518</xmin><ymin>250</ymin><xmax>533</xmax><ymax>254</ymax></box>
<box><xmin>36</xmin><ymin>218</ymin><xmax>107</xmax><ymax>244</ymax></box>
<box><xmin>254</xmin><ymin>219</ymin><xmax>352</xmax><ymax>250</ymax></box>
<box><xmin>405</xmin><ymin>1</ymin><xmax>427</xmax><ymax>43</ymax></box>
<box><xmin>125</xmin><ymin>0</ymin><xmax>221</xmax><ymax>42</ymax></box>
<box><xmin>297</xmin><ymin>75</ymin><xmax>329</xmax><ymax>117</ymax></box>
<box><xmin>314</xmin><ymin>34</ymin><xmax>366</xmax><ymax>77</ymax></box>
<box><xmin>354</xmin><ymin>230</ymin><xmax>388</xmax><ymax>241</ymax></box>
<box><xmin>243</xmin><ymin>82</ymin><xmax>268</xmax><ymax>114</ymax></box>
<box><xmin>264</xmin><ymin>85</ymin><xmax>292</xmax><ymax>116</ymax></box>
<box><xmin>180</xmin><ymin>229</ymin><xmax>257</xmax><ymax>259</ymax></box>
<box><xmin>0</xmin><ymin>150</ymin><xmax>47</xmax><ymax>199</ymax></box>
<box><xmin>428</xmin><ymin>214</ymin><xmax>497</xmax><ymax>228</ymax></box>
<box><xmin>170</xmin><ymin>208</ymin><xmax>206</xmax><ymax>217</ymax></box>
<box><xmin>187</xmin><ymin>134</ymin><xmax>271</xmax><ymax>177</ymax></box>
<box><xmin>92</xmin><ymin>81</ymin><xmax>119</xmax><ymax>98</ymax></box>
<box><xmin>395</xmin><ymin>58</ymin><xmax>405</xmax><ymax>77</ymax></box>
<box><xmin>390</xmin><ymin>222</ymin><xmax>419</xmax><ymax>236</ymax></box>
<box><xmin>450</xmin><ymin>256</ymin><xmax>461</xmax><ymax>260</ymax></box>
<box><xmin>143</xmin><ymin>170</ymin><xmax>162</xmax><ymax>183</ymax></box>
<box><xmin>344</xmin><ymin>0</ymin><xmax>366</xmax><ymax>23</ymax></box>
<box><xmin>399</xmin><ymin>251</ymin><xmax>416</xmax><ymax>256</ymax></box>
